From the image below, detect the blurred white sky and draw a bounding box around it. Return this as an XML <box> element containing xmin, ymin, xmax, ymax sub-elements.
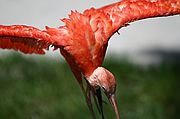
<box><xmin>0</xmin><ymin>0</ymin><xmax>180</xmax><ymax>64</ymax></box>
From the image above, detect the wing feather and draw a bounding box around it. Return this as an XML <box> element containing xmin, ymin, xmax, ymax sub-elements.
<box><xmin>100</xmin><ymin>0</ymin><xmax>180</xmax><ymax>38</ymax></box>
<box><xmin>85</xmin><ymin>0</ymin><xmax>180</xmax><ymax>43</ymax></box>
<box><xmin>0</xmin><ymin>25</ymin><xmax>63</xmax><ymax>54</ymax></box>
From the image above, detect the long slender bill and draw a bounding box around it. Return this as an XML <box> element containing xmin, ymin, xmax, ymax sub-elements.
<box><xmin>109</xmin><ymin>94</ymin><xmax>120</xmax><ymax>119</ymax></box>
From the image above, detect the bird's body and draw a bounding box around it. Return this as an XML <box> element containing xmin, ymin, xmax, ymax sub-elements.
<box><xmin>0</xmin><ymin>0</ymin><xmax>180</xmax><ymax>119</ymax></box>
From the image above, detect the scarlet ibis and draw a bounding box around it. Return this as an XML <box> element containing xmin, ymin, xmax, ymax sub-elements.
<box><xmin>0</xmin><ymin>0</ymin><xmax>180</xmax><ymax>119</ymax></box>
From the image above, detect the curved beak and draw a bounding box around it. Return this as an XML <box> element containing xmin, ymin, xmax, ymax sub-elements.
<box><xmin>108</xmin><ymin>94</ymin><xmax>120</xmax><ymax>119</ymax></box>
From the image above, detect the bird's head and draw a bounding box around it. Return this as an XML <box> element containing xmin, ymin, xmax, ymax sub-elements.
<box><xmin>87</xmin><ymin>67</ymin><xmax>120</xmax><ymax>119</ymax></box>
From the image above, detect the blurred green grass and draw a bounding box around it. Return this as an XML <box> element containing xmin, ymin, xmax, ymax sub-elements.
<box><xmin>0</xmin><ymin>54</ymin><xmax>179</xmax><ymax>119</ymax></box>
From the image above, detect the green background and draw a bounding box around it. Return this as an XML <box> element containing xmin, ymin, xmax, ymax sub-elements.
<box><xmin>0</xmin><ymin>54</ymin><xmax>179</xmax><ymax>119</ymax></box>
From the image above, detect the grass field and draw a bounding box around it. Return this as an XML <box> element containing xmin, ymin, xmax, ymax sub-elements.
<box><xmin>0</xmin><ymin>54</ymin><xmax>179</xmax><ymax>119</ymax></box>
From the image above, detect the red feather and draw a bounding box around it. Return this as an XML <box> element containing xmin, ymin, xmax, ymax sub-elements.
<box><xmin>0</xmin><ymin>25</ymin><xmax>53</xmax><ymax>54</ymax></box>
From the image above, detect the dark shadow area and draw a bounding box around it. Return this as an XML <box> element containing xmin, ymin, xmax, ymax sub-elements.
<box><xmin>145</xmin><ymin>49</ymin><xmax>180</xmax><ymax>65</ymax></box>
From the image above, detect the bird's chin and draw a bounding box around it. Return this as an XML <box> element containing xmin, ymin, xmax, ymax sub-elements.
<box><xmin>89</xmin><ymin>82</ymin><xmax>99</xmax><ymax>90</ymax></box>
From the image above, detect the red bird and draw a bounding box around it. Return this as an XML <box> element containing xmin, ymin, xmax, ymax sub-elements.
<box><xmin>0</xmin><ymin>0</ymin><xmax>180</xmax><ymax>119</ymax></box>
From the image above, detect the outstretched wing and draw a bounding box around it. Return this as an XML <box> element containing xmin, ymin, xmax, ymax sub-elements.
<box><xmin>78</xmin><ymin>0</ymin><xmax>180</xmax><ymax>68</ymax></box>
<box><xmin>86</xmin><ymin>0</ymin><xmax>180</xmax><ymax>43</ymax></box>
<box><xmin>0</xmin><ymin>25</ymin><xmax>68</xmax><ymax>54</ymax></box>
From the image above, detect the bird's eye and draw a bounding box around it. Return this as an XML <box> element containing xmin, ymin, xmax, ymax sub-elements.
<box><xmin>102</xmin><ymin>86</ymin><xmax>106</xmax><ymax>91</ymax></box>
